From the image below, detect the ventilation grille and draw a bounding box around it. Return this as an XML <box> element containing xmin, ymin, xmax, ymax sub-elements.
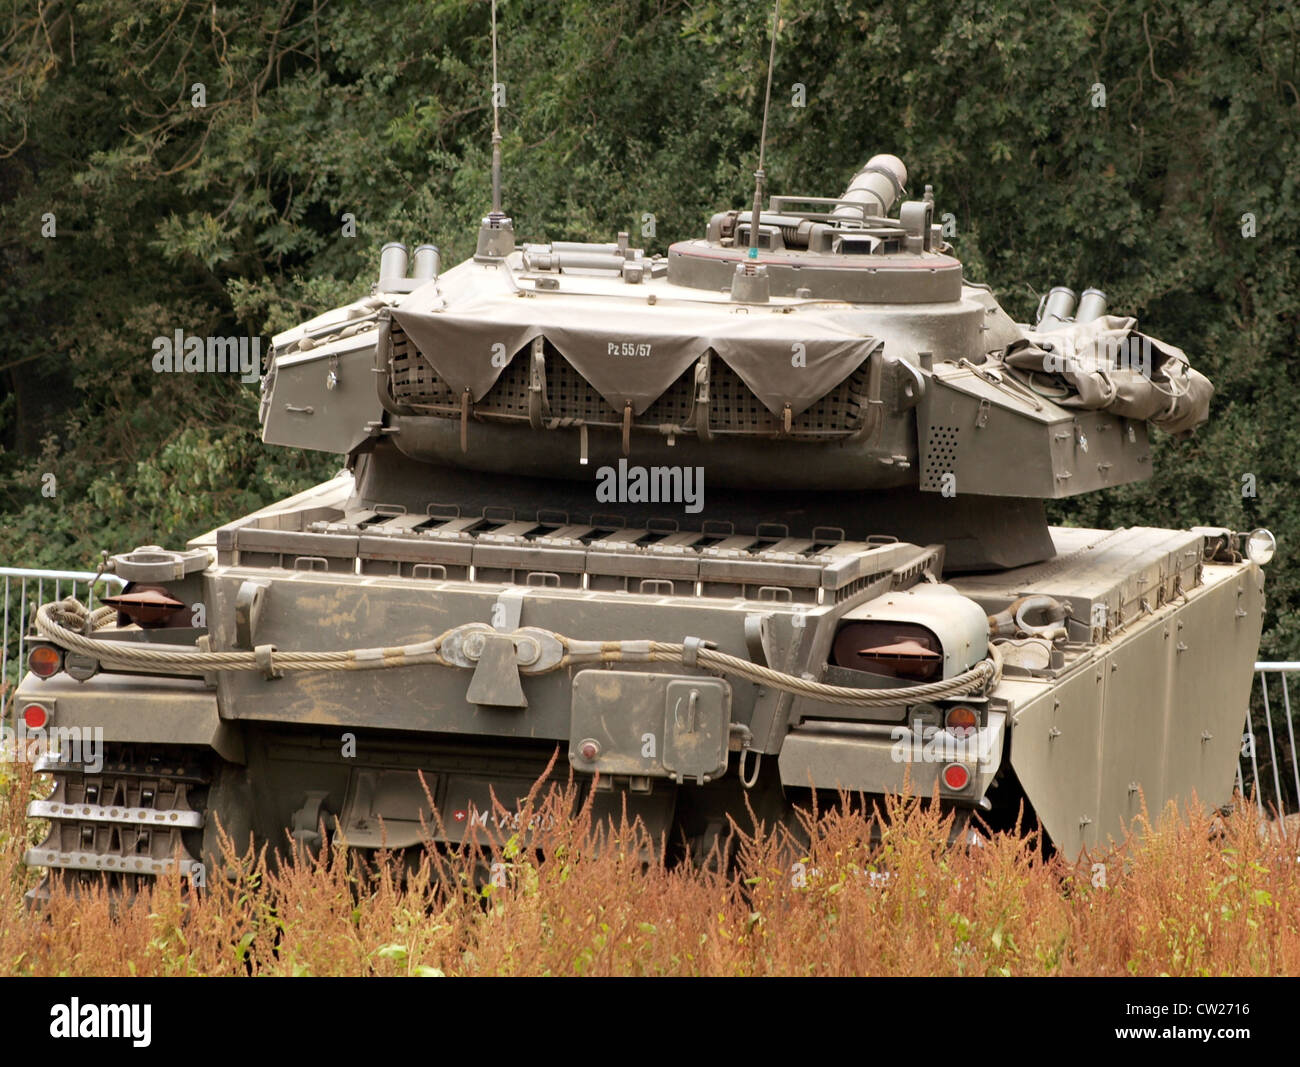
<box><xmin>921</xmin><ymin>425</ymin><xmax>959</xmax><ymax>491</ymax></box>
<box><xmin>388</xmin><ymin>322</ymin><xmax>871</xmax><ymax>438</ymax></box>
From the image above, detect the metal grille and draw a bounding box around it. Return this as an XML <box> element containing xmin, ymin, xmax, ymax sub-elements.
<box><xmin>388</xmin><ymin>322</ymin><xmax>871</xmax><ymax>437</ymax></box>
<box><xmin>545</xmin><ymin>348</ymin><xmax>623</xmax><ymax>424</ymax></box>
<box><xmin>921</xmin><ymin>425</ymin><xmax>959</xmax><ymax>490</ymax></box>
<box><xmin>478</xmin><ymin>349</ymin><xmax>535</xmax><ymax>418</ymax></box>
<box><xmin>389</xmin><ymin>322</ymin><xmax>457</xmax><ymax>407</ymax></box>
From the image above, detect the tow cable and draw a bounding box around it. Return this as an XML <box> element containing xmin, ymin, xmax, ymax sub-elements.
<box><xmin>37</xmin><ymin>597</ymin><xmax>1001</xmax><ymax>708</ymax></box>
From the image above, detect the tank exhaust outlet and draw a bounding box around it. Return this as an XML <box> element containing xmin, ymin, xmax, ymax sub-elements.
<box><xmin>412</xmin><ymin>244</ymin><xmax>441</xmax><ymax>281</ymax></box>
<box><xmin>1074</xmin><ymin>288</ymin><xmax>1108</xmax><ymax>324</ymax></box>
<box><xmin>379</xmin><ymin>242</ymin><xmax>410</xmax><ymax>288</ymax></box>
<box><xmin>1037</xmin><ymin>286</ymin><xmax>1077</xmax><ymax>330</ymax></box>
<box><xmin>832</xmin><ymin>154</ymin><xmax>908</xmax><ymax>221</ymax></box>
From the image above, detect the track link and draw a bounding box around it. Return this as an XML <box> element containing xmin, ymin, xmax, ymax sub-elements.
<box><xmin>25</xmin><ymin>745</ymin><xmax>209</xmax><ymax>895</ymax></box>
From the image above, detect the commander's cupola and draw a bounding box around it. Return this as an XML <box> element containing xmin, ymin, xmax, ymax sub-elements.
<box><xmin>667</xmin><ymin>154</ymin><xmax>964</xmax><ymax>304</ymax></box>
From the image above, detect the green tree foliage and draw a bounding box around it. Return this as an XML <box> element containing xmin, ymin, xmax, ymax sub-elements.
<box><xmin>0</xmin><ymin>0</ymin><xmax>1296</xmax><ymax>652</ymax></box>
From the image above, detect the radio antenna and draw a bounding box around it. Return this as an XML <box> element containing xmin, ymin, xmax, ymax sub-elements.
<box><xmin>473</xmin><ymin>0</ymin><xmax>516</xmax><ymax>261</ymax></box>
<box><xmin>490</xmin><ymin>0</ymin><xmax>502</xmax><ymax>214</ymax></box>
<box><xmin>747</xmin><ymin>0</ymin><xmax>781</xmax><ymax>260</ymax></box>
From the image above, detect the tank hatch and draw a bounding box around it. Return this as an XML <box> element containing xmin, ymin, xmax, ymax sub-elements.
<box><xmin>667</xmin><ymin>154</ymin><xmax>963</xmax><ymax>303</ymax></box>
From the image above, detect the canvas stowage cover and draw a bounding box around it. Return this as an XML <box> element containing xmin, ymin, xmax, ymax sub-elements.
<box><xmin>391</xmin><ymin>268</ymin><xmax>880</xmax><ymax>417</ymax></box>
<box><xmin>1004</xmin><ymin>315</ymin><xmax>1213</xmax><ymax>434</ymax></box>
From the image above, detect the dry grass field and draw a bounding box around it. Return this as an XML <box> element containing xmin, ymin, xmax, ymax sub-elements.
<box><xmin>2</xmin><ymin>757</ymin><xmax>1297</xmax><ymax>977</ymax></box>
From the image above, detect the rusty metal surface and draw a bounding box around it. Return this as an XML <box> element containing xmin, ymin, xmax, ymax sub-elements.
<box><xmin>101</xmin><ymin>588</ymin><xmax>187</xmax><ymax>627</ymax></box>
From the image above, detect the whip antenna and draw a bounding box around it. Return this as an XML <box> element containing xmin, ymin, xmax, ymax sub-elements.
<box><xmin>474</xmin><ymin>0</ymin><xmax>514</xmax><ymax>262</ymax></box>
<box><xmin>748</xmin><ymin>0</ymin><xmax>781</xmax><ymax>260</ymax></box>
<box><xmin>490</xmin><ymin>0</ymin><xmax>502</xmax><ymax>214</ymax></box>
<box><xmin>475</xmin><ymin>0</ymin><xmax>514</xmax><ymax>262</ymax></box>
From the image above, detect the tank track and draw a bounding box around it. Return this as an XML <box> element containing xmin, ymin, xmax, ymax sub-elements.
<box><xmin>25</xmin><ymin>745</ymin><xmax>209</xmax><ymax>898</ymax></box>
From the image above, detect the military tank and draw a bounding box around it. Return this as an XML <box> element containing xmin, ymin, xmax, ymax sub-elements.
<box><xmin>14</xmin><ymin>148</ymin><xmax>1273</xmax><ymax>892</ymax></box>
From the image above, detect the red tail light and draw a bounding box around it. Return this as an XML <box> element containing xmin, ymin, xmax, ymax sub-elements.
<box><xmin>22</xmin><ymin>703</ymin><xmax>50</xmax><ymax>730</ymax></box>
<box><xmin>942</xmin><ymin>764</ymin><xmax>970</xmax><ymax>791</ymax></box>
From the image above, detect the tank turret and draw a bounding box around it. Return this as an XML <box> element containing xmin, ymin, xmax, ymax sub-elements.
<box><xmin>260</xmin><ymin>155</ymin><xmax>1212</xmax><ymax>571</ymax></box>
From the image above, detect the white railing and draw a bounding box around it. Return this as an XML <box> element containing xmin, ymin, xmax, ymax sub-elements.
<box><xmin>1239</xmin><ymin>662</ymin><xmax>1300</xmax><ymax>817</ymax></box>
<box><xmin>0</xmin><ymin>567</ymin><xmax>127</xmax><ymax>717</ymax></box>
<box><xmin>0</xmin><ymin>568</ymin><xmax>1298</xmax><ymax>814</ymax></box>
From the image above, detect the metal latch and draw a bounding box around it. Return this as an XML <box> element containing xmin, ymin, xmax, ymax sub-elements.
<box><xmin>663</xmin><ymin>678</ymin><xmax>730</xmax><ymax>785</ymax></box>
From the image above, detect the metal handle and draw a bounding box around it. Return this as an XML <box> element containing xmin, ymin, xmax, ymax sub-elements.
<box><xmin>674</xmin><ymin>689</ymin><xmax>699</xmax><ymax>733</ymax></box>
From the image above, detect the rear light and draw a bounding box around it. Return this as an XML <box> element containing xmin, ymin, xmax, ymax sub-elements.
<box><xmin>27</xmin><ymin>644</ymin><xmax>62</xmax><ymax>679</ymax></box>
<box><xmin>909</xmin><ymin>703</ymin><xmax>942</xmax><ymax>731</ymax></box>
<box><xmin>22</xmin><ymin>703</ymin><xmax>50</xmax><ymax>730</ymax></box>
<box><xmin>945</xmin><ymin>705</ymin><xmax>979</xmax><ymax>738</ymax></box>
<box><xmin>942</xmin><ymin>764</ymin><xmax>970</xmax><ymax>791</ymax></box>
<box><xmin>64</xmin><ymin>652</ymin><xmax>101</xmax><ymax>682</ymax></box>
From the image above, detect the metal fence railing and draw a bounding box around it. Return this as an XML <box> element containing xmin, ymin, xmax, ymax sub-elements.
<box><xmin>0</xmin><ymin>567</ymin><xmax>127</xmax><ymax>718</ymax></box>
<box><xmin>1239</xmin><ymin>662</ymin><xmax>1300</xmax><ymax>818</ymax></box>
<box><xmin>0</xmin><ymin>569</ymin><xmax>1298</xmax><ymax>816</ymax></box>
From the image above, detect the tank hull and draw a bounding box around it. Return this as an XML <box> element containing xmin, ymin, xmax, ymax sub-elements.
<box><xmin>14</xmin><ymin>475</ymin><xmax>1264</xmax><ymax>881</ymax></box>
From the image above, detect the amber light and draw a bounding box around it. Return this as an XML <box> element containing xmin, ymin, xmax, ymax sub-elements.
<box><xmin>945</xmin><ymin>705</ymin><xmax>979</xmax><ymax>738</ymax></box>
<box><xmin>22</xmin><ymin>704</ymin><xmax>49</xmax><ymax>730</ymax></box>
<box><xmin>27</xmin><ymin>645</ymin><xmax>62</xmax><ymax>679</ymax></box>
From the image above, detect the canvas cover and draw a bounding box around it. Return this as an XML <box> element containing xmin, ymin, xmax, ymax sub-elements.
<box><xmin>391</xmin><ymin>267</ymin><xmax>881</xmax><ymax>417</ymax></box>
<box><xmin>1003</xmin><ymin>315</ymin><xmax>1213</xmax><ymax>435</ymax></box>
